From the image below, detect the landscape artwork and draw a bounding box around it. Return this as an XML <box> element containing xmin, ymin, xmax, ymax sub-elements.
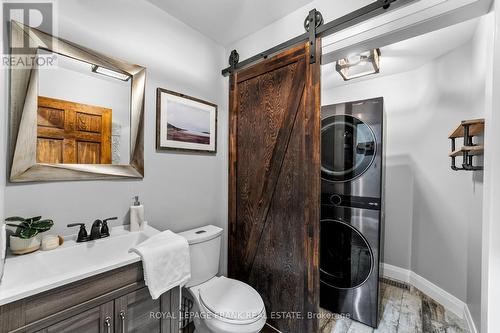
<box><xmin>156</xmin><ymin>88</ymin><xmax>217</xmax><ymax>153</ymax></box>
<box><xmin>166</xmin><ymin>100</ymin><xmax>210</xmax><ymax>144</ymax></box>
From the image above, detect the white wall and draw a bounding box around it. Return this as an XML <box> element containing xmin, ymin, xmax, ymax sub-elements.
<box><xmin>482</xmin><ymin>1</ymin><xmax>500</xmax><ymax>332</ymax></box>
<box><xmin>322</xmin><ymin>18</ymin><xmax>490</xmax><ymax>328</ymax></box>
<box><xmin>466</xmin><ymin>14</ymin><xmax>493</xmax><ymax>332</ymax></box>
<box><xmin>226</xmin><ymin>0</ymin><xmax>373</xmax><ymax>59</ymax></box>
<box><xmin>2</xmin><ymin>0</ymin><xmax>229</xmax><ymax>272</ymax></box>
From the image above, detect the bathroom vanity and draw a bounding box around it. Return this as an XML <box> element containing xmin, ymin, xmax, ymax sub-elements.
<box><xmin>0</xmin><ymin>226</ymin><xmax>181</xmax><ymax>333</ymax></box>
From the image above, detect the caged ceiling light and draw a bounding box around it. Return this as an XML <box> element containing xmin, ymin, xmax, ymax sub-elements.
<box><xmin>336</xmin><ymin>48</ymin><xmax>381</xmax><ymax>81</ymax></box>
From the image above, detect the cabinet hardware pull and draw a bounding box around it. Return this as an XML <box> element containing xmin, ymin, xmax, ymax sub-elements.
<box><xmin>104</xmin><ymin>316</ymin><xmax>111</xmax><ymax>333</ymax></box>
<box><xmin>120</xmin><ymin>311</ymin><xmax>126</xmax><ymax>333</ymax></box>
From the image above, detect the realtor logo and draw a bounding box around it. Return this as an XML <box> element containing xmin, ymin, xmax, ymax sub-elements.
<box><xmin>3</xmin><ymin>1</ymin><xmax>53</xmax><ymax>53</ymax></box>
<box><xmin>2</xmin><ymin>1</ymin><xmax>55</xmax><ymax>68</ymax></box>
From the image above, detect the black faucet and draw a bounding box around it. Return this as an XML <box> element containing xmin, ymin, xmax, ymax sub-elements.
<box><xmin>67</xmin><ymin>217</ymin><xmax>118</xmax><ymax>242</ymax></box>
<box><xmin>90</xmin><ymin>220</ymin><xmax>103</xmax><ymax>240</ymax></box>
<box><xmin>67</xmin><ymin>223</ymin><xmax>89</xmax><ymax>242</ymax></box>
<box><xmin>101</xmin><ymin>217</ymin><xmax>117</xmax><ymax>237</ymax></box>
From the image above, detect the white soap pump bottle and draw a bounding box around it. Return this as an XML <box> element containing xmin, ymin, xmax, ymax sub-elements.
<box><xmin>130</xmin><ymin>196</ymin><xmax>144</xmax><ymax>232</ymax></box>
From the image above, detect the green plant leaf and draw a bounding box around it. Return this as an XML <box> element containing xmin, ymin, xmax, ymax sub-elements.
<box><xmin>32</xmin><ymin>219</ymin><xmax>54</xmax><ymax>231</ymax></box>
<box><xmin>19</xmin><ymin>228</ymin><xmax>38</xmax><ymax>239</ymax></box>
<box><xmin>5</xmin><ymin>223</ymin><xmax>26</xmax><ymax>229</ymax></box>
<box><xmin>25</xmin><ymin>216</ymin><xmax>41</xmax><ymax>223</ymax></box>
<box><xmin>21</xmin><ymin>221</ymin><xmax>32</xmax><ymax>229</ymax></box>
<box><xmin>5</xmin><ymin>216</ymin><xmax>26</xmax><ymax>222</ymax></box>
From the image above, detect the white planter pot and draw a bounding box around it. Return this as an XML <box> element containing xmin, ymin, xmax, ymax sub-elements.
<box><xmin>9</xmin><ymin>234</ymin><xmax>41</xmax><ymax>255</ymax></box>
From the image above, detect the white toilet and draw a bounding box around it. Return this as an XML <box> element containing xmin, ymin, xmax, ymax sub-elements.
<box><xmin>179</xmin><ymin>225</ymin><xmax>266</xmax><ymax>333</ymax></box>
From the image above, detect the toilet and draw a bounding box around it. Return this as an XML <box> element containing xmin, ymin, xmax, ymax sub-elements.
<box><xmin>179</xmin><ymin>225</ymin><xmax>266</xmax><ymax>333</ymax></box>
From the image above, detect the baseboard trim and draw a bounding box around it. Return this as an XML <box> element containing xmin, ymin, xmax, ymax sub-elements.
<box><xmin>382</xmin><ymin>263</ymin><xmax>411</xmax><ymax>283</ymax></box>
<box><xmin>382</xmin><ymin>263</ymin><xmax>477</xmax><ymax>333</ymax></box>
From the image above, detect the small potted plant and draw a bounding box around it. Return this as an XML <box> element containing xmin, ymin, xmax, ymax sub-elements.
<box><xmin>6</xmin><ymin>216</ymin><xmax>54</xmax><ymax>255</ymax></box>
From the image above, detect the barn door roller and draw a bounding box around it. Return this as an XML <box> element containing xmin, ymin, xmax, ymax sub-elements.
<box><xmin>222</xmin><ymin>0</ymin><xmax>414</xmax><ymax>76</ymax></box>
<box><xmin>305</xmin><ymin>9</ymin><xmax>323</xmax><ymax>64</ymax></box>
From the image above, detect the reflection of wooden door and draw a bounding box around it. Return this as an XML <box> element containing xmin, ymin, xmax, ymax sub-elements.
<box><xmin>37</xmin><ymin>96</ymin><xmax>112</xmax><ymax>164</ymax></box>
<box><xmin>229</xmin><ymin>42</ymin><xmax>321</xmax><ymax>332</ymax></box>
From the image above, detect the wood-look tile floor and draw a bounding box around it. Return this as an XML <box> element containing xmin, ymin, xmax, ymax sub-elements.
<box><xmin>319</xmin><ymin>280</ymin><xmax>470</xmax><ymax>333</ymax></box>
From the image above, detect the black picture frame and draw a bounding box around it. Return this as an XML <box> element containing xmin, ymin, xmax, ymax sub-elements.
<box><xmin>156</xmin><ymin>88</ymin><xmax>217</xmax><ymax>153</ymax></box>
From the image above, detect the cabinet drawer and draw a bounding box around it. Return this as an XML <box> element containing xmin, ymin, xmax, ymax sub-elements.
<box><xmin>26</xmin><ymin>263</ymin><xmax>143</xmax><ymax>324</ymax></box>
<box><xmin>34</xmin><ymin>301</ymin><xmax>114</xmax><ymax>333</ymax></box>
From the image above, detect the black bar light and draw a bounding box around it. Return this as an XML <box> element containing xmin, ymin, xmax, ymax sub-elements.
<box><xmin>336</xmin><ymin>48</ymin><xmax>381</xmax><ymax>81</ymax></box>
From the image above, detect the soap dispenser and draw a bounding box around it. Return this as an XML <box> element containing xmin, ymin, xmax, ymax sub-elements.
<box><xmin>130</xmin><ymin>196</ymin><xmax>144</xmax><ymax>232</ymax></box>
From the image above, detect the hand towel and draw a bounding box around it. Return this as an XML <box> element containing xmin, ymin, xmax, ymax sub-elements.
<box><xmin>131</xmin><ymin>230</ymin><xmax>191</xmax><ymax>299</ymax></box>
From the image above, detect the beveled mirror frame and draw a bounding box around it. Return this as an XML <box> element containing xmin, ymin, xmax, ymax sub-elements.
<box><xmin>9</xmin><ymin>21</ymin><xmax>145</xmax><ymax>182</ymax></box>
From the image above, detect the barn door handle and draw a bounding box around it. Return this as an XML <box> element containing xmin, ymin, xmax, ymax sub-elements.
<box><xmin>308</xmin><ymin>224</ymin><xmax>314</xmax><ymax>238</ymax></box>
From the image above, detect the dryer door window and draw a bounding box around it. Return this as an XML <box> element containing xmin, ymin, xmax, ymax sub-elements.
<box><xmin>320</xmin><ymin>219</ymin><xmax>373</xmax><ymax>289</ymax></box>
<box><xmin>321</xmin><ymin>115</ymin><xmax>376</xmax><ymax>182</ymax></box>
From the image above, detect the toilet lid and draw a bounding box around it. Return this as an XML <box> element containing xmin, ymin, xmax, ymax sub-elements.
<box><xmin>199</xmin><ymin>277</ymin><xmax>265</xmax><ymax>322</ymax></box>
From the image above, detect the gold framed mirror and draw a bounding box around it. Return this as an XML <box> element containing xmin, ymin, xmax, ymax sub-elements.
<box><xmin>9</xmin><ymin>21</ymin><xmax>145</xmax><ymax>182</ymax></box>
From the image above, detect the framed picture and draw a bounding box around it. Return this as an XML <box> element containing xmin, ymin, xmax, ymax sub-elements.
<box><xmin>156</xmin><ymin>88</ymin><xmax>217</xmax><ymax>153</ymax></box>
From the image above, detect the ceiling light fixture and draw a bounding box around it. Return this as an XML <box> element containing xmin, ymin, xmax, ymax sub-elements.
<box><xmin>91</xmin><ymin>65</ymin><xmax>131</xmax><ymax>81</ymax></box>
<box><xmin>336</xmin><ymin>48</ymin><xmax>381</xmax><ymax>81</ymax></box>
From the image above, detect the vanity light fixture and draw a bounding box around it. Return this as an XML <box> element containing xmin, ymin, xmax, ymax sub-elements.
<box><xmin>336</xmin><ymin>48</ymin><xmax>381</xmax><ymax>81</ymax></box>
<box><xmin>91</xmin><ymin>65</ymin><xmax>131</xmax><ymax>81</ymax></box>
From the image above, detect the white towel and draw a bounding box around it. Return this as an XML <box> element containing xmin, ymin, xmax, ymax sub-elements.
<box><xmin>131</xmin><ymin>230</ymin><xmax>191</xmax><ymax>299</ymax></box>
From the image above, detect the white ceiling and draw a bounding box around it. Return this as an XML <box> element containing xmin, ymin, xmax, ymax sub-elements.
<box><xmin>146</xmin><ymin>0</ymin><xmax>314</xmax><ymax>46</ymax></box>
<box><xmin>322</xmin><ymin>17</ymin><xmax>480</xmax><ymax>89</ymax></box>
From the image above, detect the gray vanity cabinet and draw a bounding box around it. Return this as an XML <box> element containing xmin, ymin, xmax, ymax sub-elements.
<box><xmin>35</xmin><ymin>301</ymin><xmax>114</xmax><ymax>333</ymax></box>
<box><xmin>0</xmin><ymin>263</ymin><xmax>180</xmax><ymax>333</ymax></box>
<box><xmin>114</xmin><ymin>287</ymin><xmax>177</xmax><ymax>333</ymax></box>
<box><xmin>34</xmin><ymin>287</ymin><xmax>175</xmax><ymax>333</ymax></box>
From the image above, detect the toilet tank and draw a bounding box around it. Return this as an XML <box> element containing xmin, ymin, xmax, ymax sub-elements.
<box><xmin>178</xmin><ymin>225</ymin><xmax>223</xmax><ymax>288</ymax></box>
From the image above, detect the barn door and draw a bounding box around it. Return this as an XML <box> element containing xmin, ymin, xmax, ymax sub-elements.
<box><xmin>228</xmin><ymin>42</ymin><xmax>321</xmax><ymax>332</ymax></box>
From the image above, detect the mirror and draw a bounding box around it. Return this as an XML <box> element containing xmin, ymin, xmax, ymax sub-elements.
<box><xmin>37</xmin><ymin>50</ymin><xmax>131</xmax><ymax>165</ymax></box>
<box><xmin>9</xmin><ymin>21</ymin><xmax>145</xmax><ymax>182</ymax></box>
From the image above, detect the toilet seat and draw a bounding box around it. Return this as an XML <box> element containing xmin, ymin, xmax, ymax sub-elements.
<box><xmin>189</xmin><ymin>277</ymin><xmax>267</xmax><ymax>333</ymax></box>
<box><xmin>197</xmin><ymin>276</ymin><xmax>265</xmax><ymax>325</ymax></box>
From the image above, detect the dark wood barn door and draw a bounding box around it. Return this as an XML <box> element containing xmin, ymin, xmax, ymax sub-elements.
<box><xmin>229</xmin><ymin>42</ymin><xmax>321</xmax><ymax>332</ymax></box>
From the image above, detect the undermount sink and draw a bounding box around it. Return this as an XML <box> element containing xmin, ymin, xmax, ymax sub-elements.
<box><xmin>0</xmin><ymin>224</ymin><xmax>160</xmax><ymax>306</ymax></box>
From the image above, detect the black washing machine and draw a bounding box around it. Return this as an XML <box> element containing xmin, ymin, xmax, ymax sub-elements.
<box><xmin>320</xmin><ymin>98</ymin><xmax>384</xmax><ymax>328</ymax></box>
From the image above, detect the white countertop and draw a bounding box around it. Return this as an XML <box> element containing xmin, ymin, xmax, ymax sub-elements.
<box><xmin>0</xmin><ymin>224</ymin><xmax>159</xmax><ymax>306</ymax></box>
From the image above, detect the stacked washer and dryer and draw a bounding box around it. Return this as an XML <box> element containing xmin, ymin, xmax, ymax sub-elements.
<box><xmin>320</xmin><ymin>97</ymin><xmax>385</xmax><ymax>328</ymax></box>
